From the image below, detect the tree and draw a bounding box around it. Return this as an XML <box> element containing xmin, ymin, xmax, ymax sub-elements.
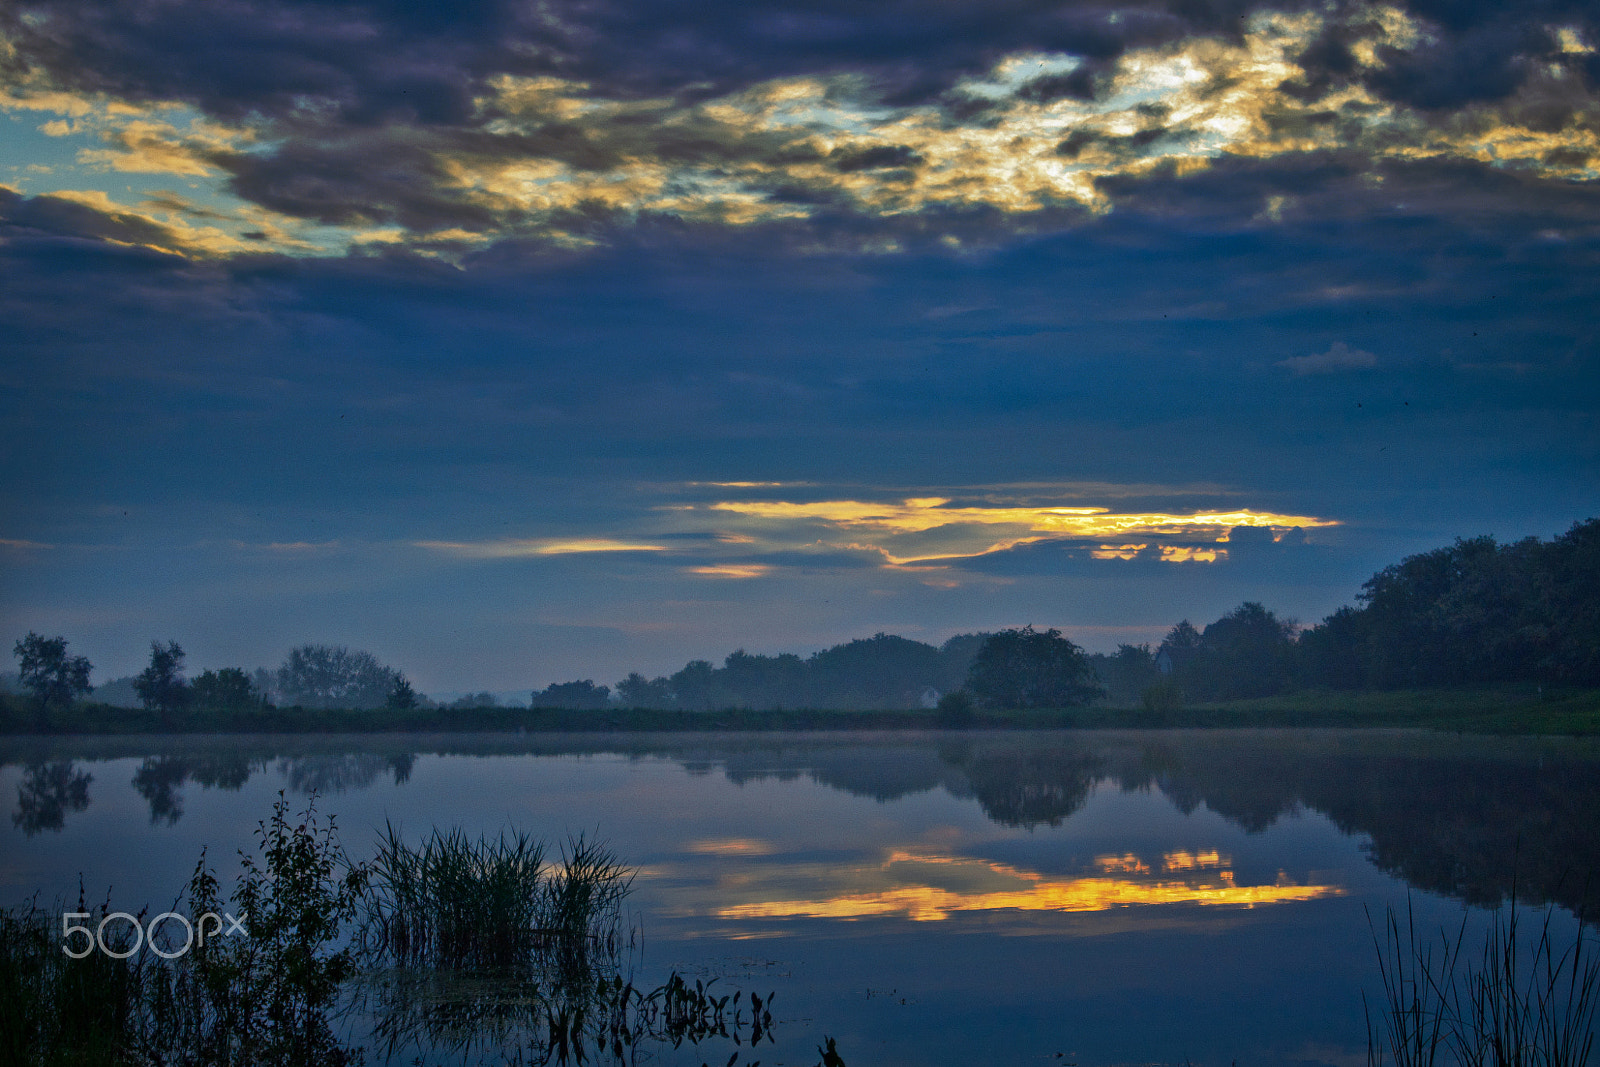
<box><xmin>191</xmin><ymin>667</ymin><xmax>262</xmax><ymax>710</ymax></box>
<box><xmin>13</xmin><ymin>632</ymin><xmax>92</xmax><ymax>722</ymax></box>
<box><xmin>1184</xmin><ymin>603</ymin><xmax>1299</xmax><ymax>700</ymax></box>
<box><xmin>809</xmin><ymin>633</ymin><xmax>944</xmax><ymax>708</ymax></box>
<box><xmin>532</xmin><ymin>680</ymin><xmax>611</xmax><ymax>710</ymax></box>
<box><xmin>667</xmin><ymin>660</ymin><xmax>719</xmax><ymax>710</ymax></box>
<box><xmin>966</xmin><ymin>626</ymin><xmax>1102</xmax><ymax>709</ymax></box>
<box><xmin>1157</xmin><ymin>620</ymin><xmax>1203</xmax><ymax>674</ymax></box>
<box><xmin>134</xmin><ymin>640</ymin><xmax>190</xmax><ymax>717</ymax></box>
<box><xmin>1090</xmin><ymin>643</ymin><xmax>1161</xmax><ymax>705</ymax></box>
<box><xmin>616</xmin><ymin>672</ymin><xmax>674</xmax><ymax>708</ymax></box>
<box><xmin>386</xmin><ymin>674</ymin><xmax>419</xmax><ymax>710</ymax></box>
<box><xmin>276</xmin><ymin>645</ymin><xmax>400</xmax><ymax>709</ymax></box>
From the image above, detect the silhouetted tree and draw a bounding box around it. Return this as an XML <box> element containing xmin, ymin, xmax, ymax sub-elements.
<box><xmin>134</xmin><ymin>640</ymin><xmax>190</xmax><ymax>719</ymax></box>
<box><xmin>935</xmin><ymin>689</ymin><xmax>976</xmax><ymax>728</ymax></box>
<box><xmin>190</xmin><ymin>666</ymin><xmax>260</xmax><ymax>710</ymax></box>
<box><xmin>967</xmin><ymin>626</ymin><xmax>1101</xmax><ymax>709</ymax></box>
<box><xmin>1292</xmin><ymin>519</ymin><xmax>1600</xmax><ymax>690</ymax></box>
<box><xmin>937</xmin><ymin>634</ymin><xmax>990</xmax><ymax>694</ymax></box>
<box><xmin>1178</xmin><ymin>603</ymin><xmax>1298</xmax><ymax>700</ymax></box>
<box><xmin>533</xmin><ymin>680</ymin><xmax>611</xmax><ymax>710</ymax></box>
<box><xmin>1157</xmin><ymin>620</ymin><xmax>1202</xmax><ymax>675</ymax></box>
<box><xmin>276</xmin><ymin>644</ymin><xmax>400</xmax><ymax>709</ymax></box>
<box><xmin>810</xmin><ymin>633</ymin><xmax>946</xmax><ymax>708</ymax></box>
<box><xmin>12</xmin><ymin>632</ymin><xmax>92</xmax><ymax>723</ymax></box>
<box><xmin>616</xmin><ymin>672</ymin><xmax>674</xmax><ymax>708</ymax></box>
<box><xmin>386</xmin><ymin>674</ymin><xmax>419</xmax><ymax>710</ymax></box>
<box><xmin>1541</xmin><ymin>518</ymin><xmax>1600</xmax><ymax>683</ymax></box>
<box><xmin>1090</xmin><ymin>643</ymin><xmax>1162</xmax><ymax>705</ymax></box>
<box><xmin>668</xmin><ymin>659</ymin><xmax>719</xmax><ymax>710</ymax></box>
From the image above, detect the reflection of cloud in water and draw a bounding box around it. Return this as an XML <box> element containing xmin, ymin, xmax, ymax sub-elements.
<box><xmin>713</xmin><ymin>849</ymin><xmax>1340</xmax><ymax>923</ymax></box>
<box><xmin>686</xmin><ymin>838</ymin><xmax>777</xmax><ymax>856</ymax></box>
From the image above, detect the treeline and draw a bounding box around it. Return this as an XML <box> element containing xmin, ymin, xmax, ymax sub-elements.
<box><xmin>540</xmin><ymin>517</ymin><xmax>1600</xmax><ymax>709</ymax></box>
<box><xmin>1086</xmin><ymin>518</ymin><xmax>1600</xmax><ymax>705</ymax></box>
<box><xmin>600</xmin><ymin>633</ymin><xmax>985</xmax><ymax>711</ymax></box>
<box><xmin>6</xmin><ymin>519</ymin><xmax>1597</xmax><ymax>721</ymax></box>
<box><xmin>4</xmin><ymin>639</ymin><xmax>422</xmax><ymax>728</ymax></box>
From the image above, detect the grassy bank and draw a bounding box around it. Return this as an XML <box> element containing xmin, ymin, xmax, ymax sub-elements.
<box><xmin>3</xmin><ymin>685</ymin><xmax>1597</xmax><ymax>736</ymax></box>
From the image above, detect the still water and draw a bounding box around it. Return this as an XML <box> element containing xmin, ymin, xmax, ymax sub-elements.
<box><xmin>2</xmin><ymin>729</ymin><xmax>1596</xmax><ymax>1066</ymax></box>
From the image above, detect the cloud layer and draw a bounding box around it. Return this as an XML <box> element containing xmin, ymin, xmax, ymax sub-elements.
<box><xmin>4</xmin><ymin>1</ymin><xmax>1598</xmax><ymax>256</ymax></box>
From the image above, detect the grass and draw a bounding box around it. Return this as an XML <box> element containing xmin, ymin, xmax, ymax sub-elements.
<box><xmin>1367</xmin><ymin>891</ymin><xmax>1598</xmax><ymax>1066</ymax></box>
<box><xmin>0</xmin><ymin>894</ymin><xmax>148</xmax><ymax>1067</ymax></box>
<box><xmin>361</xmin><ymin>826</ymin><xmax>630</xmax><ymax>977</ymax></box>
<box><xmin>355</xmin><ymin>830</ymin><xmax>784</xmax><ymax>1065</ymax></box>
<box><xmin>4</xmin><ymin>684</ymin><xmax>1599</xmax><ymax>736</ymax></box>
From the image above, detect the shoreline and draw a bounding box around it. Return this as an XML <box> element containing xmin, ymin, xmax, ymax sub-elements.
<box><xmin>3</xmin><ymin>684</ymin><xmax>1597</xmax><ymax>737</ymax></box>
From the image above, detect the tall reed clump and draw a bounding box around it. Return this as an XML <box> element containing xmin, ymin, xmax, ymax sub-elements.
<box><xmin>0</xmin><ymin>893</ymin><xmax>148</xmax><ymax>1066</ymax></box>
<box><xmin>362</xmin><ymin>826</ymin><xmax>630</xmax><ymax>978</ymax></box>
<box><xmin>1367</xmin><ymin>892</ymin><xmax>1598</xmax><ymax>1067</ymax></box>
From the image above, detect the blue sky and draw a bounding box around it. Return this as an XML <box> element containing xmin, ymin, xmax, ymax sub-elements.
<box><xmin>2</xmin><ymin>0</ymin><xmax>1597</xmax><ymax>692</ymax></box>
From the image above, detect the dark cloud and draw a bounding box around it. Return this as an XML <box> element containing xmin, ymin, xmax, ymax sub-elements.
<box><xmin>0</xmin><ymin>187</ymin><xmax>187</xmax><ymax>254</ymax></box>
<box><xmin>6</xmin><ymin>0</ymin><xmax>1597</xmax><ymax>256</ymax></box>
<box><xmin>17</xmin><ymin>0</ymin><xmax>1581</xmax><ymax>128</ymax></box>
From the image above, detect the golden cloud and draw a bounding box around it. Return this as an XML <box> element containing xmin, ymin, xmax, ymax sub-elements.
<box><xmin>685</xmin><ymin>564</ymin><xmax>773</xmax><ymax>579</ymax></box>
<box><xmin>703</xmin><ymin>498</ymin><xmax>1334</xmax><ymax>564</ymax></box>
<box><xmin>415</xmin><ymin>538</ymin><xmax>668</xmax><ymax>558</ymax></box>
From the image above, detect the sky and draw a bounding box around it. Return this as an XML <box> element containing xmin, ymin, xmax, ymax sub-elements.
<box><xmin>2</xmin><ymin>0</ymin><xmax>1598</xmax><ymax>694</ymax></box>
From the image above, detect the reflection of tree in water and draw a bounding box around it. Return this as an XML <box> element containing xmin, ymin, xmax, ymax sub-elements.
<box><xmin>278</xmin><ymin>753</ymin><xmax>415</xmax><ymax>794</ymax></box>
<box><xmin>724</xmin><ymin>747</ymin><xmax>956</xmax><ymax>802</ymax></box>
<box><xmin>918</xmin><ymin>735</ymin><xmax>1599</xmax><ymax>915</ymax></box>
<box><xmin>132</xmin><ymin>757</ymin><xmax>187</xmax><ymax>825</ymax></box>
<box><xmin>944</xmin><ymin>743</ymin><xmax>1105</xmax><ymax>829</ymax></box>
<box><xmin>13</xmin><ymin>761</ymin><xmax>91</xmax><ymax>836</ymax></box>
<box><xmin>132</xmin><ymin>755</ymin><xmax>260</xmax><ymax>825</ymax></box>
<box><xmin>1147</xmin><ymin>750</ymin><xmax>1300</xmax><ymax>834</ymax></box>
<box><xmin>1121</xmin><ymin>741</ymin><xmax>1600</xmax><ymax>918</ymax></box>
<box><xmin>1299</xmin><ymin>755</ymin><xmax>1600</xmax><ymax>918</ymax></box>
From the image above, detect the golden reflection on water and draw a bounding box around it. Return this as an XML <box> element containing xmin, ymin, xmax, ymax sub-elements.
<box><xmin>713</xmin><ymin>849</ymin><xmax>1342</xmax><ymax>923</ymax></box>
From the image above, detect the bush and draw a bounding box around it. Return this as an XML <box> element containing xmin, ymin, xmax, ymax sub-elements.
<box><xmin>1140</xmin><ymin>680</ymin><xmax>1182</xmax><ymax>714</ymax></box>
<box><xmin>935</xmin><ymin>689</ymin><xmax>976</xmax><ymax>728</ymax></box>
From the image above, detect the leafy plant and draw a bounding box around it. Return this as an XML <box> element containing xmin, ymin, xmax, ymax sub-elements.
<box><xmin>144</xmin><ymin>791</ymin><xmax>369</xmax><ymax>1066</ymax></box>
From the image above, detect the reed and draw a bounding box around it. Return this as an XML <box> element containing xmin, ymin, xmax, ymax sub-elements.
<box><xmin>0</xmin><ymin>895</ymin><xmax>148</xmax><ymax>1066</ymax></box>
<box><xmin>1367</xmin><ymin>891</ymin><xmax>1598</xmax><ymax>1067</ymax></box>
<box><xmin>362</xmin><ymin>825</ymin><xmax>630</xmax><ymax>976</ymax></box>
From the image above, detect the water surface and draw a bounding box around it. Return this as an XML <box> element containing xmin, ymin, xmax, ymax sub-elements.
<box><xmin>3</xmin><ymin>729</ymin><xmax>1596</xmax><ymax>1066</ymax></box>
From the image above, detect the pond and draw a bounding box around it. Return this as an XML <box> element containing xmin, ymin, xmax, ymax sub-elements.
<box><xmin>2</xmin><ymin>729</ymin><xmax>1597</xmax><ymax>1067</ymax></box>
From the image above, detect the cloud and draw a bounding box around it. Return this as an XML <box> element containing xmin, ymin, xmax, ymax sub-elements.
<box><xmin>703</xmin><ymin>497</ymin><xmax>1334</xmax><ymax>563</ymax></box>
<box><xmin>415</xmin><ymin>538</ymin><xmax>669</xmax><ymax>558</ymax></box>
<box><xmin>1278</xmin><ymin>341</ymin><xmax>1378</xmax><ymax>375</ymax></box>
<box><xmin>0</xmin><ymin>538</ymin><xmax>54</xmax><ymax>551</ymax></box>
<box><xmin>685</xmin><ymin>564</ymin><xmax>772</xmax><ymax>579</ymax></box>
<box><xmin>4</xmin><ymin>2</ymin><xmax>1599</xmax><ymax>257</ymax></box>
